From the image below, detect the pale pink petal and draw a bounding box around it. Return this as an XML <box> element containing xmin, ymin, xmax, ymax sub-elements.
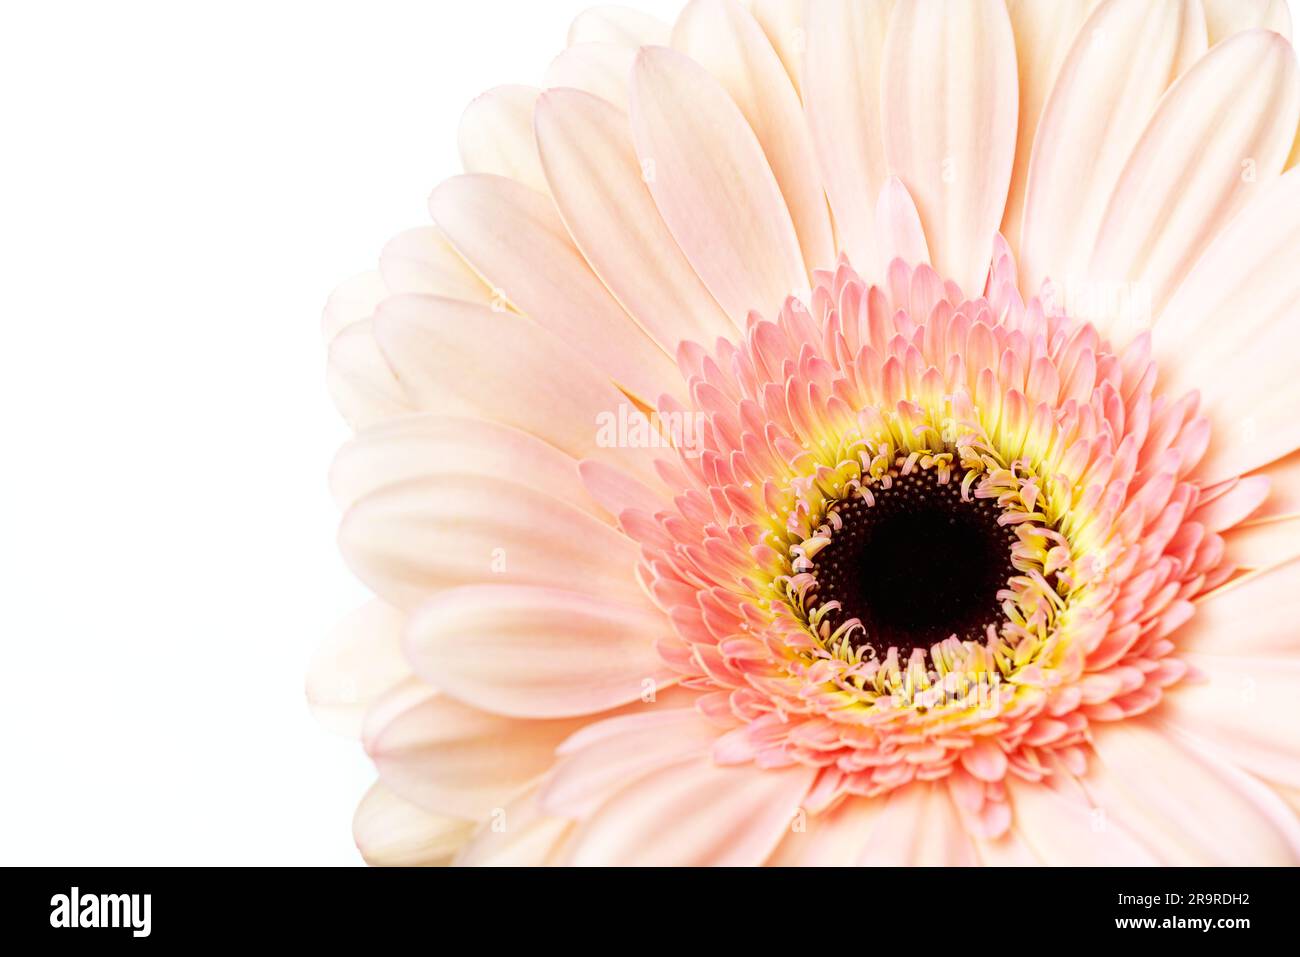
<box><xmin>629</xmin><ymin>46</ymin><xmax>808</xmax><ymax>322</ymax></box>
<box><xmin>363</xmin><ymin>687</ymin><xmax>587</xmax><ymax>820</ymax></box>
<box><xmin>330</xmin><ymin>414</ymin><xmax>602</xmax><ymax>521</ymax></box>
<box><xmin>540</xmin><ymin>707</ymin><xmax>718</xmax><ymax>817</ymax></box>
<box><xmin>1176</xmin><ymin>556</ymin><xmax>1300</xmax><ymax>656</ymax></box>
<box><xmin>1192</xmin><ymin>475</ymin><xmax>1270</xmax><ymax>532</ymax></box>
<box><xmin>429</xmin><ymin>174</ymin><xmax>680</xmax><ymax>405</ymax></box>
<box><xmin>1085</xmin><ymin>718</ymin><xmax>1300</xmax><ymax>863</ymax></box>
<box><xmin>404</xmin><ymin>584</ymin><xmax>676</xmax><ymax>719</ymax></box>
<box><xmin>565</xmin><ymin>758</ymin><xmax>815</xmax><ymax>866</ymax></box>
<box><xmin>454</xmin><ymin>788</ymin><xmax>574</xmax><ymax>866</ymax></box>
<box><xmin>874</xmin><ymin>176</ymin><xmax>930</xmax><ymax>271</ymax></box>
<box><xmin>857</xmin><ymin>783</ymin><xmax>980</xmax><ymax>866</ymax></box>
<box><xmin>457</xmin><ymin>86</ymin><xmax>548</xmax><ymax>194</ymax></box>
<box><xmin>353</xmin><ymin>782</ymin><xmax>474</xmax><ymax>867</ymax></box>
<box><xmin>307</xmin><ymin>601</ymin><xmax>411</xmax><ymax>738</ymax></box>
<box><xmin>749</xmin><ymin>0</ymin><xmax>807</xmax><ymax>98</ymax></box>
<box><xmin>1245</xmin><ymin>450</ymin><xmax>1300</xmax><ymax>523</ymax></box>
<box><xmin>1020</xmin><ymin>0</ymin><xmax>1206</xmax><ymax>294</ymax></box>
<box><xmin>578</xmin><ymin>459</ymin><xmax>669</xmax><ymax>517</ymax></box>
<box><xmin>544</xmin><ymin>42</ymin><xmax>636</xmax><ymax>111</ymax></box>
<box><xmin>1159</xmin><ymin>653</ymin><xmax>1300</xmax><ymax>789</ymax></box>
<box><xmin>1155</xmin><ymin>167</ymin><xmax>1300</xmax><ymax>483</ymax></box>
<box><xmin>881</xmin><ymin>0</ymin><xmax>1019</xmax><ymax>297</ymax></box>
<box><xmin>338</xmin><ymin>472</ymin><xmax>644</xmax><ymax>611</ymax></box>
<box><xmin>568</xmin><ymin>5</ymin><xmax>671</xmax><ymax>47</ymax></box>
<box><xmin>1084</xmin><ymin>29</ymin><xmax>1300</xmax><ymax>342</ymax></box>
<box><xmin>766</xmin><ymin>796</ymin><xmax>888</xmax><ymax>866</ymax></box>
<box><xmin>672</xmin><ymin>0</ymin><xmax>835</xmax><ymax>273</ymax></box>
<box><xmin>1222</xmin><ymin>516</ymin><xmax>1300</xmax><ymax>569</ymax></box>
<box><xmin>1002</xmin><ymin>0</ymin><xmax>1097</xmax><ymax>253</ymax></box>
<box><xmin>1006</xmin><ymin>774</ymin><xmax>1159</xmax><ymax>865</ymax></box>
<box><xmin>972</xmin><ymin>829</ymin><xmax>1042</xmax><ymax>866</ymax></box>
<box><xmin>326</xmin><ymin>319</ymin><xmax>411</xmax><ymax>430</ymax></box>
<box><xmin>378</xmin><ymin>226</ymin><xmax>491</xmax><ymax>302</ymax></box>
<box><xmin>1203</xmin><ymin>0</ymin><xmax>1292</xmax><ymax>45</ymax></box>
<box><xmin>534</xmin><ymin>88</ymin><xmax>736</xmax><ymax>350</ymax></box>
<box><xmin>371</xmin><ymin>294</ymin><xmax>661</xmax><ymax>485</ymax></box>
<box><xmin>802</xmin><ymin>0</ymin><xmax>892</xmax><ymax>273</ymax></box>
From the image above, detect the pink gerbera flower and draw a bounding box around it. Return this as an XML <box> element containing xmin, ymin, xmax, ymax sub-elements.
<box><xmin>315</xmin><ymin>0</ymin><xmax>1300</xmax><ymax>865</ymax></box>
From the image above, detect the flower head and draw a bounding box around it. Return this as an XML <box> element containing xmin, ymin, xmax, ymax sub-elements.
<box><xmin>318</xmin><ymin>0</ymin><xmax>1300</xmax><ymax>865</ymax></box>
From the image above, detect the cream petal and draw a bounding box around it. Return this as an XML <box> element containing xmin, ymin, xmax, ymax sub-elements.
<box><xmin>1155</xmin><ymin>168</ymin><xmax>1300</xmax><ymax>483</ymax></box>
<box><xmin>802</xmin><ymin>0</ymin><xmax>893</xmax><ymax>273</ymax></box>
<box><xmin>1203</xmin><ymin>0</ymin><xmax>1292</xmax><ymax>45</ymax></box>
<box><xmin>1019</xmin><ymin>0</ymin><xmax>1207</xmax><ymax>296</ymax></box>
<box><xmin>329</xmin><ymin>414</ymin><xmax>602</xmax><ymax>520</ymax></box>
<box><xmin>429</xmin><ymin>174</ymin><xmax>680</xmax><ymax>405</ymax></box>
<box><xmin>568</xmin><ymin>5</ymin><xmax>671</xmax><ymax>47</ymax></box>
<box><xmin>364</xmin><ymin>687</ymin><xmax>585</xmax><ymax>819</ymax></box>
<box><xmin>565</xmin><ymin>757</ymin><xmax>815</xmax><ymax>865</ymax></box>
<box><xmin>454</xmin><ymin>788</ymin><xmax>574</xmax><ymax>866</ymax></box>
<box><xmin>338</xmin><ymin>472</ymin><xmax>644</xmax><ymax>611</ymax></box>
<box><xmin>322</xmin><ymin>271</ymin><xmax>387</xmax><ymax>344</ymax></box>
<box><xmin>881</xmin><ymin>0</ymin><xmax>1019</xmax><ymax>297</ymax></box>
<box><xmin>672</xmin><ymin>0</ymin><xmax>835</xmax><ymax>274</ymax></box>
<box><xmin>749</xmin><ymin>0</ymin><xmax>808</xmax><ymax>98</ymax></box>
<box><xmin>629</xmin><ymin>45</ymin><xmax>808</xmax><ymax>323</ymax></box>
<box><xmin>1084</xmin><ymin>29</ymin><xmax>1300</xmax><ymax>342</ymax></box>
<box><xmin>457</xmin><ymin>86</ymin><xmax>547</xmax><ymax>194</ymax></box>
<box><xmin>371</xmin><ymin>294</ymin><xmax>659</xmax><ymax>483</ymax></box>
<box><xmin>404</xmin><ymin>584</ymin><xmax>675</xmax><ymax>719</ymax></box>
<box><xmin>353</xmin><ymin>782</ymin><xmax>475</xmax><ymax>867</ymax></box>
<box><xmin>540</xmin><ymin>707</ymin><xmax>719</xmax><ymax>817</ymax></box>
<box><xmin>544</xmin><ymin>42</ymin><xmax>636</xmax><ymax>111</ymax></box>
<box><xmin>766</xmin><ymin>795</ymin><xmax>888</xmax><ymax>866</ymax></box>
<box><xmin>325</xmin><ymin>319</ymin><xmax>411</xmax><ymax>430</ymax></box>
<box><xmin>1006</xmin><ymin>774</ymin><xmax>1159</xmax><ymax>865</ymax></box>
<box><xmin>534</xmin><ymin>88</ymin><xmax>736</xmax><ymax>352</ymax></box>
<box><xmin>378</xmin><ymin>226</ymin><xmax>491</xmax><ymax>302</ymax></box>
<box><xmin>1002</xmin><ymin>0</ymin><xmax>1098</xmax><ymax>254</ymax></box>
<box><xmin>307</xmin><ymin>601</ymin><xmax>411</xmax><ymax>738</ymax></box>
<box><xmin>1085</xmin><ymin>718</ymin><xmax>1300</xmax><ymax>864</ymax></box>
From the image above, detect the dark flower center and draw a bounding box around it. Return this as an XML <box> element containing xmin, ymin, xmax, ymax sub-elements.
<box><xmin>809</xmin><ymin>468</ymin><xmax>1017</xmax><ymax>659</ymax></box>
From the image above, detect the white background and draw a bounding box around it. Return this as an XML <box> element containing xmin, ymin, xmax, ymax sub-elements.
<box><xmin>1</xmin><ymin>0</ymin><xmax>1297</xmax><ymax>865</ymax></box>
<box><xmin>0</xmin><ymin>0</ymin><xmax>674</xmax><ymax>866</ymax></box>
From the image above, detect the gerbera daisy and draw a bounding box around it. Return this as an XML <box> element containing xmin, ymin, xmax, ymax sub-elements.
<box><xmin>315</xmin><ymin>0</ymin><xmax>1300</xmax><ymax>866</ymax></box>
